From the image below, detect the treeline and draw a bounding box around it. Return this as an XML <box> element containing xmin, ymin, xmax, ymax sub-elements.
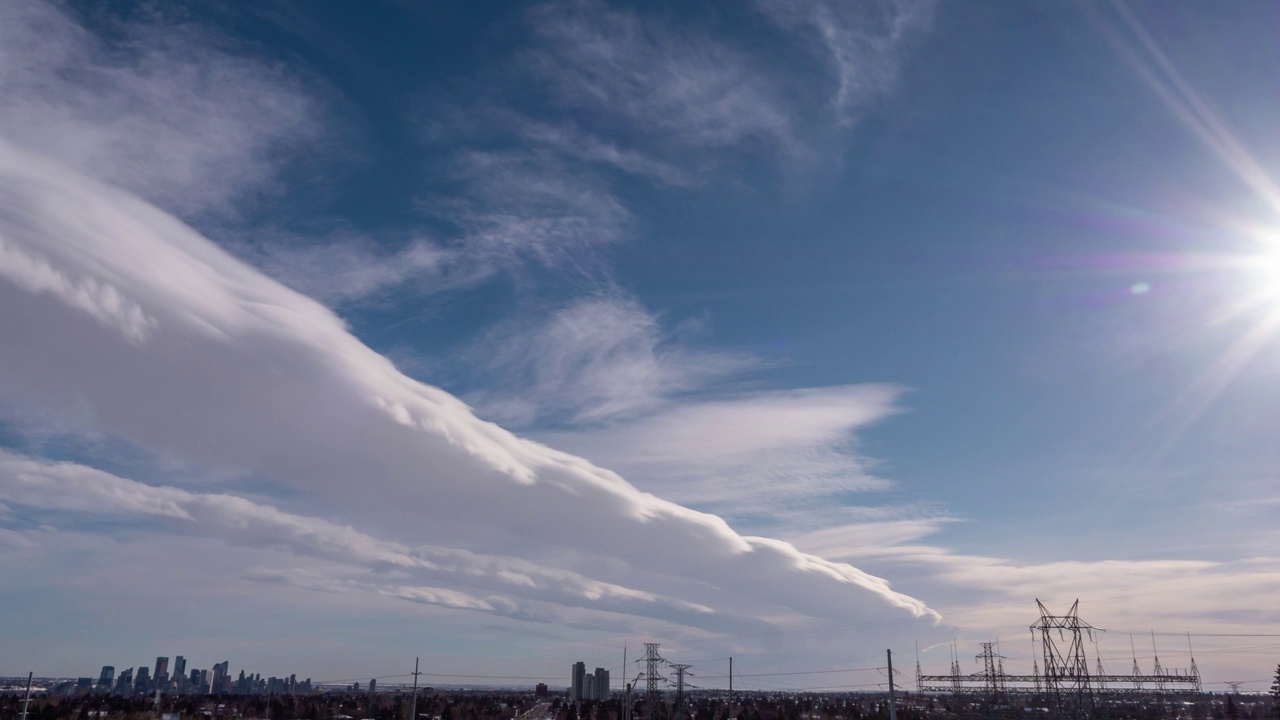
<box><xmin>2</xmin><ymin>690</ymin><xmax>1273</xmax><ymax>720</ymax></box>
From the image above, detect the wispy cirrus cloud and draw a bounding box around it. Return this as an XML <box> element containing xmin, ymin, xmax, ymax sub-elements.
<box><xmin>350</xmin><ymin>0</ymin><xmax>939</xmax><ymax>306</ymax></box>
<box><xmin>0</xmin><ymin>0</ymin><xmax>331</xmax><ymax>219</ymax></box>
<box><xmin>755</xmin><ymin>0</ymin><xmax>938</xmax><ymax>125</ymax></box>
<box><xmin>243</xmin><ymin>233</ymin><xmax>476</xmax><ymax>306</ymax></box>
<box><xmin>425</xmin><ymin>149</ymin><xmax>633</xmax><ymax>277</ymax></box>
<box><xmin>468</xmin><ymin>295</ymin><xmax>760</xmax><ymax>426</ymax></box>
<box><xmin>542</xmin><ymin>384</ymin><xmax>904</xmax><ymax>523</ymax></box>
<box><xmin>524</xmin><ymin>1</ymin><xmax>797</xmax><ymax>153</ymax></box>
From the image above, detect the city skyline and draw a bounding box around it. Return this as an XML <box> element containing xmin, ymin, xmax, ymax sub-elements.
<box><xmin>1</xmin><ymin>0</ymin><xmax>1279</xmax><ymax>694</ymax></box>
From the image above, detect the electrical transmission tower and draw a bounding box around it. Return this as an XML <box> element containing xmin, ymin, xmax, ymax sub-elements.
<box><xmin>950</xmin><ymin>641</ymin><xmax>962</xmax><ymax>695</ymax></box>
<box><xmin>639</xmin><ymin>643</ymin><xmax>667</xmax><ymax>720</ymax></box>
<box><xmin>916</xmin><ymin>600</ymin><xmax>1202</xmax><ymax>703</ymax></box>
<box><xmin>1130</xmin><ymin>635</ymin><xmax>1144</xmax><ymax>692</ymax></box>
<box><xmin>1225</xmin><ymin>682</ymin><xmax>1244</xmax><ymax>694</ymax></box>
<box><xmin>670</xmin><ymin>664</ymin><xmax>692</xmax><ymax>720</ymax></box>
<box><xmin>1032</xmin><ymin>599</ymin><xmax>1095</xmax><ymax>715</ymax></box>
<box><xmin>976</xmin><ymin>643</ymin><xmax>1005</xmax><ymax>704</ymax></box>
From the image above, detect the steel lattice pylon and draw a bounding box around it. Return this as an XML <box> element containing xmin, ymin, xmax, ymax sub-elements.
<box><xmin>1033</xmin><ymin>599</ymin><xmax>1095</xmax><ymax>714</ymax></box>
<box><xmin>640</xmin><ymin>643</ymin><xmax>666</xmax><ymax>720</ymax></box>
<box><xmin>976</xmin><ymin>642</ymin><xmax>1005</xmax><ymax>704</ymax></box>
<box><xmin>670</xmin><ymin>664</ymin><xmax>692</xmax><ymax>720</ymax></box>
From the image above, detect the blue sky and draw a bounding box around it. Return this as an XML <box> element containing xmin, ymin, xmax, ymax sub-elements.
<box><xmin>2</xmin><ymin>0</ymin><xmax>1279</xmax><ymax>691</ymax></box>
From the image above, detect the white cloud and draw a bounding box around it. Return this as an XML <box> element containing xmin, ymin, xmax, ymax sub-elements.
<box><xmin>0</xmin><ymin>141</ymin><xmax>936</xmax><ymax>636</ymax></box>
<box><xmin>0</xmin><ymin>449</ymin><xmax>749</xmax><ymax>630</ymax></box>
<box><xmin>542</xmin><ymin>384</ymin><xmax>903</xmax><ymax>520</ymax></box>
<box><xmin>0</xmin><ymin>235</ymin><xmax>157</xmax><ymax>344</ymax></box>
<box><xmin>0</xmin><ymin>0</ymin><xmax>328</xmax><ymax>218</ymax></box>
<box><xmin>470</xmin><ymin>295</ymin><xmax>759</xmax><ymax>425</ymax></box>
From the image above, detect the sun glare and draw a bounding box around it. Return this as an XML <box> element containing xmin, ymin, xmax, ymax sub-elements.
<box><xmin>1261</xmin><ymin>244</ymin><xmax>1280</xmax><ymax>288</ymax></box>
<box><xmin>1252</xmin><ymin>236</ymin><xmax>1280</xmax><ymax>303</ymax></box>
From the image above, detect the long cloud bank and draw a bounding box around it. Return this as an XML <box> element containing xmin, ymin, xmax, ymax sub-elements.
<box><xmin>0</xmin><ymin>142</ymin><xmax>936</xmax><ymax>632</ymax></box>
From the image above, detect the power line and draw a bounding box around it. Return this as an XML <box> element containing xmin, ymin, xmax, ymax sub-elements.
<box><xmin>696</xmin><ymin>667</ymin><xmax>883</xmax><ymax>680</ymax></box>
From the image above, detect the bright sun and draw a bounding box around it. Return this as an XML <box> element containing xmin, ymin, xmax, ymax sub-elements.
<box><xmin>1257</xmin><ymin>240</ymin><xmax>1280</xmax><ymax>299</ymax></box>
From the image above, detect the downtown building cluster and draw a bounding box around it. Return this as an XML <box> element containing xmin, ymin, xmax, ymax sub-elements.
<box><xmin>53</xmin><ymin>656</ymin><xmax>314</xmax><ymax>697</ymax></box>
<box><xmin>568</xmin><ymin>662</ymin><xmax>609</xmax><ymax>702</ymax></box>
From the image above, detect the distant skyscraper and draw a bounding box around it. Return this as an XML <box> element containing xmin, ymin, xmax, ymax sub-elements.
<box><xmin>211</xmin><ymin>661</ymin><xmax>229</xmax><ymax>694</ymax></box>
<box><xmin>593</xmin><ymin>668</ymin><xmax>610</xmax><ymax>699</ymax></box>
<box><xmin>571</xmin><ymin>661</ymin><xmax>586</xmax><ymax>702</ymax></box>
<box><xmin>115</xmin><ymin>668</ymin><xmax>134</xmax><ymax>695</ymax></box>
<box><xmin>535</xmin><ymin>683</ymin><xmax>548</xmax><ymax>698</ymax></box>
<box><xmin>584</xmin><ymin>674</ymin><xmax>595</xmax><ymax>701</ymax></box>
<box><xmin>97</xmin><ymin>666</ymin><xmax>115</xmax><ymax>692</ymax></box>
<box><xmin>154</xmin><ymin>657</ymin><xmax>170</xmax><ymax>688</ymax></box>
<box><xmin>173</xmin><ymin>657</ymin><xmax>186</xmax><ymax>683</ymax></box>
<box><xmin>135</xmin><ymin>666</ymin><xmax>151</xmax><ymax>694</ymax></box>
<box><xmin>368</xmin><ymin>678</ymin><xmax>376</xmax><ymax>694</ymax></box>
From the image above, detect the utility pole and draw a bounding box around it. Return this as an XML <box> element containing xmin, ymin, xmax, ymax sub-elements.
<box><xmin>626</xmin><ymin>673</ymin><xmax>642</xmax><ymax>720</ymax></box>
<box><xmin>887</xmin><ymin>650</ymin><xmax>897</xmax><ymax>720</ymax></box>
<box><xmin>20</xmin><ymin>672</ymin><xmax>32</xmax><ymax>720</ymax></box>
<box><xmin>409</xmin><ymin>658</ymin><xmax>422</xmax><ymax>720</ymax></box>
<box><xmin>623</xmin><ymin>645</ymin><xmax>627</xmax><ymax>720</ymax></box>
<box><xmin>728</xmin><ymin>658</ymin><xmax>733</xmax><ymax>720</ymax></box>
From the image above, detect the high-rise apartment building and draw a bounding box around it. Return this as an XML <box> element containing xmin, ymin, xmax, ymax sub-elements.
<box><xmin>173</xmin><ymin>656</ymin><xmax>186</xmax><ymax>685</ymax></box>
<box><xmin>593</xmin><ymin>668</ymin><xmax>610</xmax><ymax>699</ymax></box>
<box><xmin>134</xmin><ymin>667</ymin><xmax>151</xmax><ymax>694</ymax></box>
<box><xmin>571</xmin><ymin>661</ymin><xmax>586</xmax><ymax>702</ymax></box>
